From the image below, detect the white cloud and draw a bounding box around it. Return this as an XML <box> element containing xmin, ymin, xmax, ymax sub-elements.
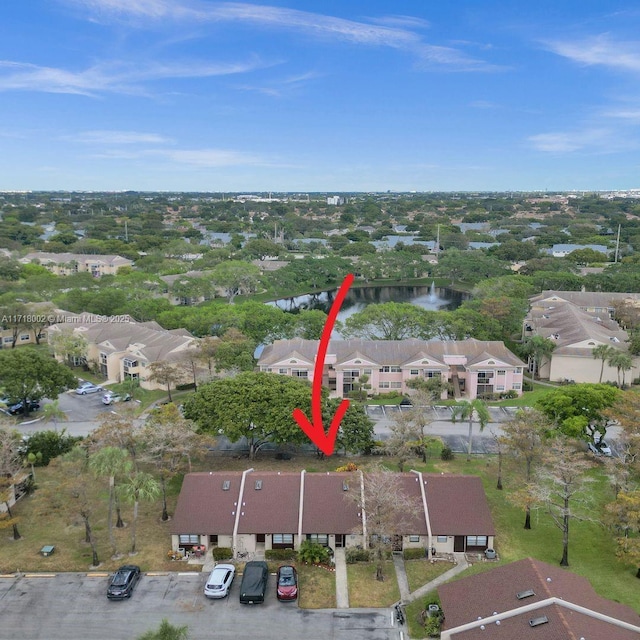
<box><xmin>63</xmin><ymin>0</ymin><xmax>494</xmax><ymax>70</ymax></box>
<box><xmin>0</xmin><ymin>57</ymin><xmax>270</xmax><ymax>95</ymax></box>
<box><xmin>603</xmin><ymin>107</ymin><xmax>640</xmax><ymax>122</ymax></box>
<box><xmin>69</xmin><ymin>130</ymin><xmax>172</xmax><ymax>144</ymax></box>
<box><xmin>543</xmin><ymin>33</ymin><xmax>640</xmax><ymax>73</ymax></box>
<box><xmin>527</xmin><ymin>127</ymin><xmax>632</xmax><ymax>153</ymax></box>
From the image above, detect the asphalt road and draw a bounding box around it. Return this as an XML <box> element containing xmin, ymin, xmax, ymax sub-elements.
<box><xmin>0</xmin><ymin>572</ymin><xmax>398</xmax><ymax>640</ymax></box>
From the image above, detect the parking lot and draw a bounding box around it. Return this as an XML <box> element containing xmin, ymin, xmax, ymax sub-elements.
<box><xmin>0</xmin><ymin>572</ymin><xmax>399</xmax><ymax>640</ymax></box>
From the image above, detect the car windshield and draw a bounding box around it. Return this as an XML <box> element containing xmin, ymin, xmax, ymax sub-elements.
<box><xmin>279</xmin><ymin>569</ymin><xmax>295</xmax><ymax>585</ymax></box>
<box><xmin>112</xmin><ymin>572</ymin><xmax>129</xmax><ymax>586</ymax></box>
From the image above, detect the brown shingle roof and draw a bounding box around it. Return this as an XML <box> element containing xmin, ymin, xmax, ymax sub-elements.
<box><xmin>424</xmin><ymin>475</ymin><xmax>495</xmax><ymax>536</ymax></box>
<box><xmin>169</xmin><ymin>472</ymin><xmax>243</xmax><ymax>535</ymax></box>
<box><xmin>438</xmin><ymin>557</ymin><xmax>640</xmax><ymax>639</ymax></box>
<box><xmin>302</xmin><ymin>472</ymin><xmax>362</xmax><ymax>535</ymax></box>
<box><xmin>237</xmin><ymin>472</ymin><xmax>300</xmax><ymax>534</ymax></box>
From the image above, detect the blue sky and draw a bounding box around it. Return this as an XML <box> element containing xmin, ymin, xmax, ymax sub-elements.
<box><xmin>2</xmin><ymin>1</ymin><xmax>640</xmax><ymax>192</ymax></box>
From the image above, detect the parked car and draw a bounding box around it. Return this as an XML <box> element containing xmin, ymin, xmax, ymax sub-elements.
<box><xmin>107</xmin><ymin>565</ymin><xmax>141</xmax><ymax>600</ymax></box>
<box><xmin>588</xmin><ymin>440</ymin><xmax>613</xmax><ymax>457</ymax></box>
<box><xmin>76</xmin><ymin>381</ymin><xmax>103</xmax><ymax>395</ymax></box>
<box><xmin>8</xmin><ymin>400</ymin><xmax>40</xmax><ymax>415</ymax></box>
<box><xmin>204</xmin><ymin>563</ymin><xmax>235</xmax><ymax>598</ymax></box>
<box><xmin>102</xmin><ymin>392</ymin><xmax>132</xmax><ymax>405</ymax></box>
<box><xmin>239</xmin><ymin>561</ymin><xmax>268</xmax><ymax>604</ymax></box>
<box><xmin>276</xmin><ymin>565</ymin><xmax>298</xmax><ymax>601</ymax></box>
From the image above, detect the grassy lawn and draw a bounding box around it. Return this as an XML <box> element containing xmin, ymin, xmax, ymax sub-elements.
<box><xmin>404</xmin><ymin>559</ymin><xmax>454</xmax><ymax>593</ymax></box>
<box><xmin>298</xmin><ymin>563</ymin><xmax>336</xmax><ymax>609</ymax></box>
<box><xmin>405</xmin><ymin>591</ymin><xmax>438</xmax><ymax>639</ymax></box>
<box><xmin>409</xmin><ymin>455</ymin><xmax>640</xmax><ymax>614</ymax></box>
<box><xmin>490</xmin><ymin>382</ymin><xmax>557</xmax><ymax>407</ymax></box>
<box><xmin>347</xmin><ymin>561</ymin><xmax>400</xmax><ymax>608</ymax></box>
<box><xmin>1</xmin><ymin>465</ymin><xmax>182</xmax><ymax>574</ymax></box>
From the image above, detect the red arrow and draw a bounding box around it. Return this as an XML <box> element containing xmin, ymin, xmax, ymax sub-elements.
<box><xmin>293</xmin><ymin>273</ymin><xmax>354</xmax><ymax>456</ymax></box>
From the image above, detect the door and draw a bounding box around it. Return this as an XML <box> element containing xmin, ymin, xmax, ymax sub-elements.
<box><xmin>454</xmin><ymin>536</ymin><xmax>465</xmax><ymax>552</ymax></box>
<box><xmin>335</xmin><ymin>535</ymin><xmax>345</xmax><ymax>548</ymax></box>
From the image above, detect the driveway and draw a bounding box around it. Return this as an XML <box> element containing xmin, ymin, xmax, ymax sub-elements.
<box><xmin>0</xmin><ymin>572</ymin><xmax>399</xmax><ymax>640</ymax></box>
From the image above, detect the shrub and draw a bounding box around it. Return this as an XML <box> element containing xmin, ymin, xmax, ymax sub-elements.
<box><xmin>265</xmin><ymin>548</ymin><xmax>296</xmax><ymax>561</ymax></box>
<box><xmin>23</xmin><ymin>430</ymin><xmax>82</xmax><ymax>466</ymax></box>
<box><xmin>440</xmin><ymin>446</ymin><xmax>454</xmax><ymax>461</ymax></box>
<box><xmin>335</xmin><ymin>462</ymin><xmax>359</xmax><ymax>472</ymax></box>
<box><xmin>298</xmin><ymin>540</ymin><xmax>331</xmax><ymax>565</ymax></box>
<box><xmin>501</xmin><ymin>389</ymin><xmax>519</xmax><ymax>399</ymax></box>
<box><xmin>211</xmin><ymin>547</ymin><xmax>232</xmax><ymax>561</ymax></box>
<box><xmin>175</xmin><ymin>382</ymin><xmax>196</xmax><ymax>391</ymax></box>
<box><xmin>403</xmin><ymin>547</ymin><xmax>426</xmax><ymax>560</ymax></box>
<box><xmin>345</xmin><ymin>547</ymin><xmax>372</xmax><ymax>563</ymax></box>
<box><xmin>424</xmin><ymin>615</ymin><xmax>442</xmax><ymax>638</ymax></box>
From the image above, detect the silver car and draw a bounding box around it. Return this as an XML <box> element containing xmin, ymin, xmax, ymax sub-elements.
<box><xmin>204</xmin><ymin>564</ymin><xmax>235</xmax><ymax>598</ymax></box>
<box><xmin>76</xmin><ymin>381</ymin><xmax>103</xmax><ymax>395</ymax></box>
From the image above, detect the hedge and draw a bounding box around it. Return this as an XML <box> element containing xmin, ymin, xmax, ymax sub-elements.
<box><xmin>211</xmin><ymin>547</ymin><xmax>233</xmax><ymax>560</ymax></box>
<box><xmin>403</xmin><ymin>547</ymin><xmax>427</xmax><ymax>560</ymax></box>
<box><xmin>265</xmin><ymin>548</ymin><xmax>296</xmax><ymax>561</ymax></box>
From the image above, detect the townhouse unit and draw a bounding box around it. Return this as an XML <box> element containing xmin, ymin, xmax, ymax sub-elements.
<box><xmin>258</xmin><ymin>338</ymin><xmax>525</xmax><ymax>400</ymax></box>
<box><xmin>169</xmin><ymin>470</ymin><xmax>495</xmax><ymax>558</ymax></box>
<box><xmin>20</xmin><ymin>252</ymin><xmax>133</xmax><ymax>276</ymax></box>
<box><xmin>48</xmin><ymin>313</ymin><xmax>197</xmax><ymax>390</ymax></box>
<box><xmin>438</xmin><ymin>557</ymin><xmax>640</xmax><ymax>639</ymax></box>
<box><xmin>524</xmin><ymin>291</ymin><xmax>640</xmax><ymax>383</ymax></box>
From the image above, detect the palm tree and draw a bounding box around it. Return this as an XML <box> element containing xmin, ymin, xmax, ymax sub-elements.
<box><xmin>41</xmin><ymin>399</ymin><xmax>68</xmax><ymax>433</ymax></box>
<box><xmin>522</xmin><ymin>336</ymin><xmax>556</xmax><ymax>380</ymax></box>
<box><xmin>592</xmin><ymin>344</ymin><xmax>615</xmax><ymax>383</ymax></box>
<box><xmin>118</xmin><ymin>471</ymin><xmax>160</xmax><ymax>555</ymax></box>
<box><xmin>89</xmin><ymin>447</ymin><xmax>133</xmax><ymax>558</ymax></box>
<box><xmin>452</xmin><ymin>398</ymin><xmax>491</xmax><ymax>461</ymax></box>
<box><xmin>607</xmin><ymin>351</ymin><xmax>634</xmax><ymax>389</ymax></box>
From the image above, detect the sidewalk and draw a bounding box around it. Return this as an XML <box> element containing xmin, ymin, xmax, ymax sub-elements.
<box><xmin>334</xmin><ymin>547</ymin><xmax>349</xmax><ymax>608</ymax></box>
<box><xmin>402</xmin><ymin>553</ymin><xmax>469</xmax><ymax>604</ymax></box>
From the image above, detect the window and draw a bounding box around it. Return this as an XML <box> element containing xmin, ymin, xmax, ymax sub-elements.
<box><xmin>279</xmin><ymin>368</ymin><xmax>288</xmax><ymax>374</ymax></box>
<box><xmin>425</xmin><ymin>370</ymin><xmax>441</xmax><ymax>378</ymax></box>
<box><xmin>477</xmin><ymin>371</ymin><xmax>494</xmax><ymax>380</ymax></box>
<box><xmin>363</xmin><ymin>368</ymin><xmax>372</xmax><ymax>376</ymax></box>
<box><xmin>291</xmin><ymin>369</ymin><xmax>308</xmax><ymax>378</ymax></box>
<box><xmin>497</xmin><ymin>370</ymin><xmax>506</xmax><ymax>376</ymax></box>
<box><xmin>20</xmin><ymin>334</ymin><xmax>30</xmax><ymax>341</ymax></box>
<box><xmin>179</xmin><ymin>534</ymin><xmax>200</xmax><ymax>545</ymax></box>
<box><xmin>390</xmin><ymin>381</ymin><xmax>402</xmax><ymax>389</ymax></box>
<box><xmin>496</xmin><ymin>385</ymin><xmax>505</xmax><ymax>391</ymax></box>
<box><xmin>99</xmin><ymin>352</ymin><xmax>107</xmax><ymax>365</ymax></box>
<box><xmin>3</xmin><ymin>337</ymin><xmax>12</xmax><ymax>343</ymax></box>
<box><xmin>123</xmin><ymin>358</ymin><xmax>138</xmax><ymax>368</ymax></box>
<box><xmin>410</xmin><ymin>369</ymin><xmax>419</xmax><ymax>376</ymax></box>
<box><xmin>272</xmin><ymin>534</ymin><xmax>294</xmax><ymax>545</ymax></box>
<box><xmin>379</xmin><ymin>381</ymin><xmax>390</xmax><ymax>389</ymax></box>
<box><xmin>515</xmin><ymin>367</ymin><xmax>523</xmax><ymax>374</ymax></box>
<box><xmin>379</xmin><ymin>366</ymin><xmax>401</xmax><ymax>373</ymax></box>
<box><xmin>391</xmin><ymin>366</ymin><xmax>401</xmax><ymax>373</ymax></box>
<box><xmin>306</xmin><ymin>534</ymin><xmax>328</xmax><ymax>546</ymax></box>
<box><xmin>409</xmin><ymin>535</ymin><xmax>420</xmax><ymax>543</ymax></box>
<box><xmin>466</xmin><ymin>535</ymin><xmax>487</xmax><ymax>547</ymax></box>
<box><xmin>436</xmin><ymin>535</ymin><xmax>447</xmax><ymax>543</ymax></box>
<box><xmin>513</xmin><ymin>383</ymin><xmax>522</xmax><ymax>390</ymax></box>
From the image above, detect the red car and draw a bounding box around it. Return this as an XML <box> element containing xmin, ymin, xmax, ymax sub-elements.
<box><xmin>276</xmin><ymin>565</ymin><xmax>298</xmax><ymax>601</ymax></box>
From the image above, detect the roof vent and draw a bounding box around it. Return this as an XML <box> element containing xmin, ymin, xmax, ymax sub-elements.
<box><xmin>529</xmin><ymin>616</ymin><xmax>549</xmax><ymax>627</ymax></box>
<box><xmin>342</xmin><ymin>481</ymin><xmax>349</xmax><ymax>491</ymax></box>
<box><xmin>516</xmin><ymin>589</ymin><xmax>535</xmax><ymax>600</ymax></box>
<box><xmin>254</xmin><ymin>480</ymin><xmax>262</xmax><ymax>490</ymax></box>
<box><xmin>222</xmin><ymin>480</ymin><xmax>230</xmax><ymax>491</ymax></box>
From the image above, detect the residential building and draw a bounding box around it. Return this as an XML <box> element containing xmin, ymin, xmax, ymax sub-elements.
<box><xmin>19</xmin><ymin>252</ymin><xmax>133</xmax><ymax>276</ymax></box>
<box><xmin>169</xmin><ymin>470</ymin><xmax>495</xmax><ymax>557</ymax></box>
<box><xmin>438</xmin><ymin>557</ymin><xmax>640</xmax><ymax>639</ymax></box>
<box><xmin>524</xmin><ymin>291</ymin><xmax>640</xmax><ymax>383</ymax></box>
<box><xmin>545</xmin><ymin>243</ymin><xmax>610</xmax><ymax>258</ymax></box>
<box><xmin>48</xmin><ymin>313</ymin><xmax>198</xmax><ymax>390</ymax></box>
<box><xmin>258</xmin><ymin>338</ymin><xmax>525</xmax><ymax>399</ymax></box>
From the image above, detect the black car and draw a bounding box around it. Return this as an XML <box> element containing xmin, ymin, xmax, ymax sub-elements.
<box><xmin>107</xmin><ymin>565</ymin><xmax>141</xmax><ymax>599</ymax></box>
<box><xmin>8</xmin><ymin>400</ymin><xmax>40</xmax><ymax>415</ymax></box>
<box><xmin>239</xmin><ymin>561</ymin><xmax>269</xmax><ymax>604</ymax></box>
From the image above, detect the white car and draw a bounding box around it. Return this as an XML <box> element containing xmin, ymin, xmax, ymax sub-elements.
<box><xmin>204</xmin><ymin>564</ymin><xmax>235</xmax><ymax>598</ymax></box>
<box><xmin>102</xmin><ymin>392</ymin><xmax>132</xmax><ymax>405</ymax></box>
<box><xmin>75</xmin><ymin>381</ymin><xmax>103</xmax><ymax>395</ymax></box>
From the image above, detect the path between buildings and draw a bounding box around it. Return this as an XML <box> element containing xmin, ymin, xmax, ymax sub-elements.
<box><xmin>394</xmin><ymin>553</ymin><xmax>469</xmax><ymax>604</ymax></box>
<box><xmin>334</xmin><ymin>547</ymin><xmax>350</xmax><ymax>608</ymax></box>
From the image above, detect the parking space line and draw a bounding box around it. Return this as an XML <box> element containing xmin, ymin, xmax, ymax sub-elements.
<box><xmin>0</xmin><ymin>574</ymin><xmax>17</xmax><ymax>578</ymax></box>
<box><xmin>86</xmin><ymin>573</ymin><xmax>109</xmax><ymax>578</ymax></box>
<box><xmin>23</xmin><ymin>573</ymin><xmax>57</xmax><ymax>578</ymax></box>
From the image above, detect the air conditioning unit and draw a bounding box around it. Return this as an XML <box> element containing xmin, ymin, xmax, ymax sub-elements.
<box><xmin>428</xmin><ymin>604</ymin><xmax>440</xmax><ymax>617</ymax></box>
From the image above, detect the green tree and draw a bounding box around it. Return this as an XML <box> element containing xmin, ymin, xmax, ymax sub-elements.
<box><xmin>332</xmin><ymin>400</ymin><xmax>375</xmax><ymax>456</ymax></box>
<box><xmin>210</xmin><ymin>260</ymin><xmax>261</xmax><ymax>303</ymax></box>
<box><xmin>607</xmin><ymin>351</ymin><xmax>634</xmax><ymax>389</ymax></box>
<box><xmin>521</xmin><ymin>336</ymin><xmax>556</xmax><ymax>380</ymax></box>
<box><xmin>341</xmin><ymin>302</ymin><xmax>432</xmax><ymax>340</ymax></box>
<box><xmin>89</xmin><ymin>446</ymin><xmax>133</xmax><ymax>558</ymax></box>
<box><xmin>0</xmin><ymin>427</ymin><xmax>24</xmax><ymax>540</ymax></box>
<box><xmin>41</xmin><ymin>399</ymin><xmax>68</xmax><ymax>433</ymax></box>
<box><xmin>536</xmin><ymin>383</ymin><xmax>620</xmax><ymax>443</ymax></box>
<box><xmin>0</xmin><ymin>349</ymin><xmax>76</xmax><ymax>416</ymax></box>
<box><xmin>48</xmin><ymin>328</ymin><xmax>89</xmax><ymax>366</ymax></box>
<box><xmin>147</xmin><ymin>360</ymin><xmax>187</xmax><ymax>403</ymax></box>
<box><xmin>452</xmin><ymin>398</ymin><xmax>490</xmax><ymax>462</ymax></box>
<box><xmin>184</xmin><ymin>372</ymin><xmax>312</xmax><ymax>460</ymax></box>
<box><xmin>592</xmin><ymin>344</ymin><xmax>616</xmax><ymax>383</ymax></box>
<box><xmin>139</xmin><ymin>404</ymin><xmax>212</xmax><ymax>521</ymax></box>
<box><xmin>500</xmin><ymin>409</ymin><xmax>550</xmax><ymax>529</ymax></box>
<box><xmin>118</xmin><ymin>471</ymin><xmax>160</xmax><ymax>555</ymax></box>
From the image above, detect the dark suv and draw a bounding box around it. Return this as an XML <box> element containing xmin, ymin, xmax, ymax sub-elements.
<box><xmin>107</xmin><ymin>565</ymin><xmax>141</xmax><ymax>599</ymax></box>
<box><xmin>8</xmin><ymin>400</ymin><xmax>40</xmax><ymax>415</ymax></box>
<box><xmin>239</xmin><ymin>561</ymin><xmax>269</xmax><ymax>604</ymax></box>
